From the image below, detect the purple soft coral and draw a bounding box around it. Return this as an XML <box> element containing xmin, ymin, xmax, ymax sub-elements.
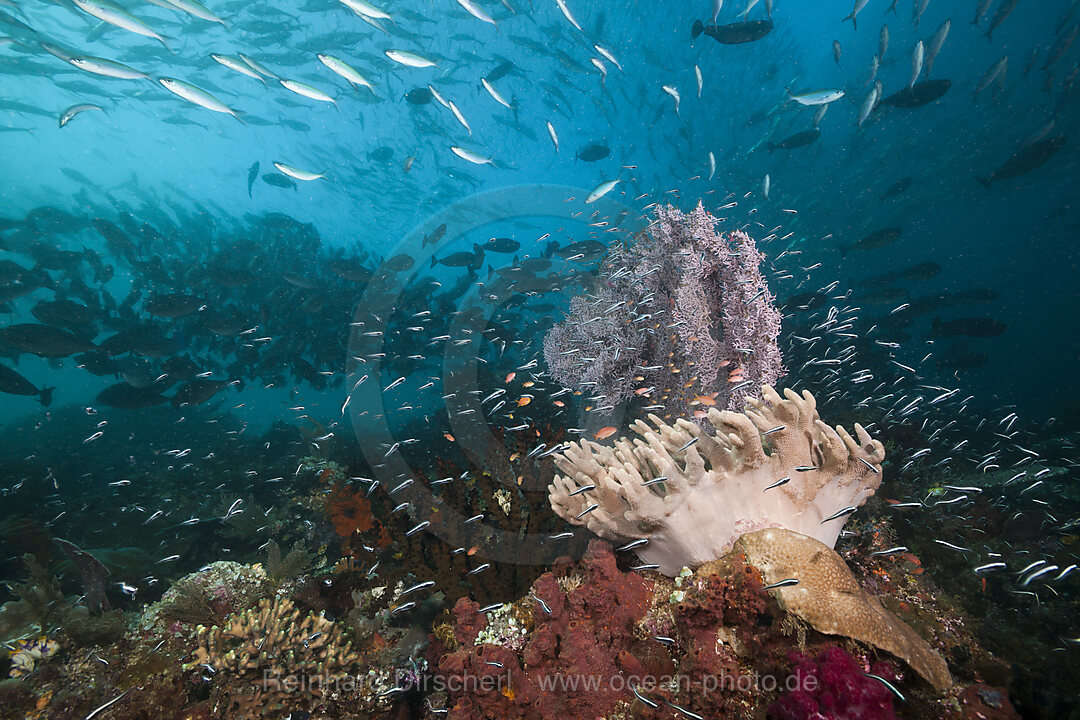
<box><xmin>543</xmin><ymin>201</ymin><xmax>782</xmax><ymax>416</ymax></box>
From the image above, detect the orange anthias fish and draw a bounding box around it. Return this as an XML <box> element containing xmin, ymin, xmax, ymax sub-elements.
<box><xmin>594</xmin><ymin>426</ymin><xmax>617</xmax><ymax>440</ymax></box>
<box><xmin>691</xmin><ymin>394</ymin><xmax>717</xmax><ymax>406</ymax></box>
<box><xmin>517</xmin><ymin>396</ymin><xmax>532</xmax><ymax>407</ymax></box>
<box><xmin>505</xmin><ymin>372</ymin><xmax>516</xmax><ymax>383</ymax></box>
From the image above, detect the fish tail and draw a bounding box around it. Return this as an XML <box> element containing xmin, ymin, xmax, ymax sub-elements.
<box><xmin>430</xmin><ymin>255</ymin><xmax>438</xmax><ymax>268</ymax></box>
<box><xmin>691</xmin><ymin>19</ymin><xmax>704</xmax><ymax>39</ymax></box>
<box><xmin>40</xmin><ymin>386</ymin><xmax>54</xmax><ymax>407</ymax></box>
<box><xmin>975</xmin><ymin>176</ymin><xmax>992</xmax><ymax>190</ymax></box>
<box><xmin>842</xmin><ymin>13</ymin><xmax>856</xmax><ymax>30</ymax></box>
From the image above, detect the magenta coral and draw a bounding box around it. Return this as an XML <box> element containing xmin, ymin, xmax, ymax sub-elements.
<box><xmin>769</xmin><ymin>646</ymin><xmax>899</xmax><ymax>720</ymax></box>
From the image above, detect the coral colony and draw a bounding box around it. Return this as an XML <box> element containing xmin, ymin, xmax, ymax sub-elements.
<box><xmin>0</xmin><ymin>202</ymin><xmax>1024</xmax><ymax>720</ymax></box>
<box><xmin>543</xmin><ymin>202</ymin><xmax>782</xmax><ymax>417</ymax></box>
<box><xmin>548</xmin><ymin>385</ymin><xmax>886</xmax><ymax>574</ymax></box>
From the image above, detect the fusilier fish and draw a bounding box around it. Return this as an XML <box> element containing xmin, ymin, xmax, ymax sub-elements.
<box><xmin>72</xmin><ymin>0</ymin><xmax>169</xmax><ymax>48</ymax></box>
<box><xmin>450</xmin><ymin>146</ymin><xmax>493</xmax><ymax>165</ymax></box>
<box><xmin>159</xmin><ymin>77</ymin><xmax>241</xmax><ymax>121</ymax></box>
<box><xmin>339</xmin><ymin>0</ymin><xmax>391</xmax><ymax>22</ymax></box>
<box><xmin>239</xmin><ymin>53</ymin><xmax>278</xmax><ymax>79</ymax></box>
<box><xmin>280</xmin><ymin>79</ymin><xmax>336</xmax><ymax>106</ymax></box>
<box><xmin>318</xmin><ymin>54</ymin><xmax>375</xmax><ymax>93</ymax></box>
<box><xmin>163</xmin><ymin>0</ymin><xmax>224</xmax><ymax>24</ymax></box>
<box><xmin>385</xmin><ymin>49</ymin><xmax>436</xmax><ymax>68</ymax></box>
<box><xmin>585</xmin><ymin>179</ymin><xmax>619</xmax><ymax>204</ymax></box>
<box><xmin>662</xmin><ymin>84</ymin><xmax>680</xmax><ymax>116</ymax></box>
<box><xmin>482</xmin><ymin>78</ymin><xmax>512</xmax><ymax>108</ymax></box>
<box><xmin>547</xmin><ymin>121</ymin><xmax>559</xmax><ymax>152</ymax></box>
<box><xmin>69</xmin><ymin>55</ymin><xmax>149</xmax><ymax>80</ymax></box>
<box><xmin>211</xmin><ymin>53</ymin><xmax>264</xmax><ymax>83</ymax></box>
<box><xmin>788</xmin><ymin>88</ymin><xmax>844</xmax><ymax>105</ymax></box>
<box><xmin>555</xmin><ymin>0</ymin><xmax>583</xmax><ymax>32</ymax></box>
<box><xmin>455</xmin><ymin>0</ymin><xmax>496</xmax><ymax>28</ymax></box>
<box><xmin>274</xmin><ymin>162</ymin><xmax>324</xmax><ymax>181</ymax></box>
<box><xmin>59</xmin><ymin>103</ymin><xmax>104</xmax><ymax>128</ymax></box>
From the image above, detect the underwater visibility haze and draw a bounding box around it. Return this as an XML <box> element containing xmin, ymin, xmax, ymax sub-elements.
<box><xmin>1</xmin><ymin>0</ymin><xmax>1079</xmax><ymax>718</ymax></box>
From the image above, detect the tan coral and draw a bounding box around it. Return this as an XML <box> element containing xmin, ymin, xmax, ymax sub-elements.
<box><xmin>734</xmin><ymin>527</ymin><xmax>952</xmax><ymax>690</ymax></box>
<box><xmin>549</xmin><ymin>386</ymin><xmax>884</xmax><ymax>575</ymax></box>
<box><xmin>185</xmin><ymin>596</ymin><xmax>359</xmax><ymax>675</ymax></box>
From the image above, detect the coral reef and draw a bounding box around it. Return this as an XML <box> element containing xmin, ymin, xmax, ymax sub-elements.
<box><xmin>543</xmin><ymin>201</ymin><xmax>782</xmax><ymax>418</ymax></box>
<box><xmin>769</xmin><ymin>646</ymin><xmax>900</xmax><ymax>720</ymax></box>
<box><xmin>549</xmin><ymin>385</ymin><xmax>884</xmax><ymax>575</ymax></box>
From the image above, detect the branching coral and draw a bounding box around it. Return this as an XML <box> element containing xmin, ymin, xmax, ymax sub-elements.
<box><xmin>185</xmin><ymin>596</ymin><xmax>359</xmax><ymax>674</ymax></box>
<box><xmin>184</xmin><ymin>596</ymin><xmax>361</xmax><ymax>719</ymax></box>
<box><xmin>543</xmin><ymin>201</ymin><xmax>782</xmax><ymax>416</ymax></box>
<box><xmin>549</xmin><ymin>386</ymin><xmax>884</xmax><ymax>575</ymax></box>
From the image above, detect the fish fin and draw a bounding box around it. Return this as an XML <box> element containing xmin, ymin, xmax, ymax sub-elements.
<box><xmin>975</xmin><ymin>176</ymin><xmax>992</xmax><ymax>190</ymax></box>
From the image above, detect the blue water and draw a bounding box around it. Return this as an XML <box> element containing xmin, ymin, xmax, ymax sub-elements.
<box><xmin>0</xmin><ymin>0</ymin><xmax>1078</xmax><ymax>714</ymax></box>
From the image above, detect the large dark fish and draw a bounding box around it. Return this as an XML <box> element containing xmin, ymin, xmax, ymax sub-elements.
<box><xmin>96</xmin><ymin>382</ymin><xmax>169</xmax><ymax>409</ymax></box>
<box><xmin>931</xmin><ymin>316</ymin><xmax>1006</xmax><ymax>338</ymax></box>
<box><xmin>145</xmin><ymin>292</ymin><xmax>203</xmax><ymax>318</ymax></box>
<box><xmin>432</xmin><ymin>248</ymin><xmax>484</xmax><ymax>272</ymax></box>
<box><xmin>247</xmin><ymin>161</ymin><xmax>259</xmax><ymax>198</ymax></box>
<box><xmin>31</xmin><ymin>299</ymin><xmax>98</xmax><ymax>326</ymax></box>
<box><xmin>422</xmin><ymin>223</ymin><xmax>448</xmax><ymax>247</ymax></box>
<box><xmin>880</xmin><ymin>79</ymin><xmax>951</xmax><ymax>107</ymax></box>
<box><xmin>405</xmin><ymin>87</ymin><xmax>433</xmax><ymax>104</ymax></box>
<box><xmin>0</xmin><ymin>323</ymin><xmax>94</xmax><ymax>357</ymax></box>
<box><xmin>0</xmin><ymin>363</ymin><xmax>52</xmax><ymax>406</ymax></box>
<box><xmin>554</xmin><ymin>239</ymin><xmax>607</xmax><ymax>260</ymax></box>
<box><xmin>576</xmin><ymin>143</ymin><xmax>610</xmax><ymax>162</ymax></box>
<box><xmin>692</xmin><ymin>19</ymin><xmax>774</xmax><ymax>44</ymax></box>
<box><xmin>839</xmin><ymin>227</ymin><xmax>902</xmax><ymax>257</ymax></box>
<box><xmin>881</xmin><ymin>176</ymin><xmax>913</xmax><ymax>200</ymax></box>
<box><xmin>898</xmin><ymin>262</ymin><xmax>942</xmax><ymax>282</ymax></box>
<box><xmin>768</xmin><ymin>129</ymin><xmax>820</xmax><ymax>152</ymax></box>
<box><xmin>976</xmin><ymin>136</ymin><xmax>1067</xmax><ymax>189</ymax></box>
<box><xmin>485</xmin><ymin>60</ymin><xmax>515</xmax><ymax>82</ymax></box>
<box><xmin>479</xmin><ymin>237</ymin><xmax>520</xmax><ymax>253</ymax></box>
<box><xmin>172</xmin><ymin>378</ymin><xmax>228</xmax><ymax>408</ymax></box>
<box><xmin>262</xmin><ymin>173</ymin><xmax>297</xmax><ymax>191</ymax></box>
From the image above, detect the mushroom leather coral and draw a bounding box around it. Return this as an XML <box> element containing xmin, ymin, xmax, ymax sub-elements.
<box><xmin>549</xmin><ymin>386</ymin><xmax>884</xmax><ymax>575</ymax></box>
<box><xmin>734</xmin><ymin>527</ymin><xmax>953</xmax><ymax>690</ymax></box>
